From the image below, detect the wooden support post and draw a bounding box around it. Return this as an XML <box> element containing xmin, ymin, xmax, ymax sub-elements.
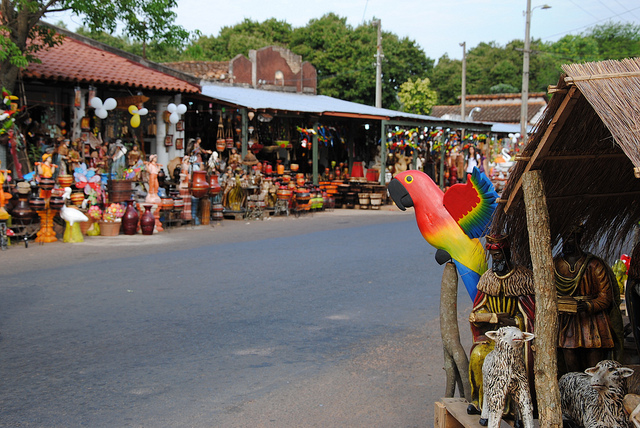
<box><xmin>521</xmin><ymin>170</ymin><xmax>562</xmax><ymax>428</ymax></box>
<box><xmin>440</xmin><ymin>262</ymin><xmax>472</xmax><ymax>401</ymax></box>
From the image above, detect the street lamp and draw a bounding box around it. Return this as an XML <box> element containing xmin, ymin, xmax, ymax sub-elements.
<box><xmin>468</xmin><ymin>107</ymin><xmax>481</xmax><ymax>121</ymax></box>
<box><xmin>520</xmin><ymin>2</ymin><xmax>551</xmax><ymax>144</ymax></box>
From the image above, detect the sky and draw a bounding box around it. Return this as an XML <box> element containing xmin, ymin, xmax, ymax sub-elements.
<box><xmin>45</xmin><ymin>0</ymin><xmax>640</xmax><ymax>62</ymax></box>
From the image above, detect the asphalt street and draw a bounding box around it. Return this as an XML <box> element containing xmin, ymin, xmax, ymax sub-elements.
<box><xmin>0</xmin><ymin>208</ymin><xmax>474</xmax><ymax>427</ymax></box>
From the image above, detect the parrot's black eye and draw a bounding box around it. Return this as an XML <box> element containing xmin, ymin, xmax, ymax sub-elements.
<box><xmin>404</xmin><ymin>175</ymin><xmax>413</xmax><ymax>184</ymax></box>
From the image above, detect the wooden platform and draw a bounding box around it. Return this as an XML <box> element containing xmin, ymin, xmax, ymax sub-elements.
<box><xmin>434</xmin><ymin>398</ymin><xmax>539</xmax><ymax>428</ymax></box>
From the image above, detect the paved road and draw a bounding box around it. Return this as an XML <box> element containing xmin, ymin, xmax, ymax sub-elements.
<box><xmin>0</xmin><ymin>209</ymin><xmax>474</xmax><ymax>427</ymax></box>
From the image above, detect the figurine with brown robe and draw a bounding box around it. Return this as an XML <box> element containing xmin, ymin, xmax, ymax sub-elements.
<box><xmin>554</xmin><ymin>224</ymin><xmax>624</xmax><ymax>374</ymax></box>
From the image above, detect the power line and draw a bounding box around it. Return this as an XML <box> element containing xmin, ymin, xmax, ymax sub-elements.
<box><xmin>541</xmin><ymin>5</ymin><xmax>640</xmax><ymax>41</ymax></box>
<box><xmin>362</xmin><ymin>0</ymin><xmax>369</xmax><ymax>24</ymax></box>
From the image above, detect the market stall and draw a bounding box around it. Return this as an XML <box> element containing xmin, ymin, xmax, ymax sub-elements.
<box><xmin>484</xmin><ymin>58</ymin><xmax>640</xmax><ymax>427</ymax></box>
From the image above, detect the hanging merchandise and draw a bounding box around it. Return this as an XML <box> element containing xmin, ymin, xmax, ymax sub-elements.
<box><xmin>225</xmin><ymin>118</ymin><xmax>234</xmax><ymax>149</ymax></box>
<box><xmin>216</xmin><ymin>115</ymin><xmax>226</xmax><ymax>152</ymax></box>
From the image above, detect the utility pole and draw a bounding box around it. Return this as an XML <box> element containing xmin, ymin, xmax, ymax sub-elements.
<box><xmin>460</xmin><ymin>42</ymin><xmax>466</xmax><ymax>120</ymax></box>
<box><xmin>374</xmin><ymin>19</ymin><xmax>383</xmax><ymax>108</ymax></box>
<box><xmin>520</xmin><ymin>0</ymin><xmax>532</xmax><ymax>145</ymax></box>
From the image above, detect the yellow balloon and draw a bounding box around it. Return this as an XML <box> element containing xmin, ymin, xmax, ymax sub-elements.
<box><xmin>130</xmin><ymin>114</ymin><xmax>140</xmax><ymax>128</ymax></box>
<box><xmin>128</xmin><ymin>105</ymin><xmax>138</xmax><ymax>115</ymax></box>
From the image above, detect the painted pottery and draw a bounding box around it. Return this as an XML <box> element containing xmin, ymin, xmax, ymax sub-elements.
<box><xmin>140</xmin><ymin>205</ymin><xmax>155</xmax><ymax>235</ymax></box>
<box><xmin>122</xmin><ymin>200</ymin><xmax>139</xmax><ymax>235</ymax></box>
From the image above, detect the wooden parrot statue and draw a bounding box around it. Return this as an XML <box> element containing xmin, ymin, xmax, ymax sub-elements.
<box><xmin>388</xmin><ymin>167</ymin><xmax>498</xmax><ymax>300</ymax></box>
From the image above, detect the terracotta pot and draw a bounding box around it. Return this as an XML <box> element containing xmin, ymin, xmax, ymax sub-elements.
<box><xmin>70</xmin><ymin>192</ymin><xmax>84</xmax><ymax>207</ymax></box>
<box><xmin>57</xmin><ymin>175</ymin><xmax>74</xmax><ymax>188</ymax></box>
<box><xmin>80</xmin><ymin>218</ymin><xmax>94</xmax><ymax>235</ymax></box>
<box><xmin>216</xmin><ymin>139</ymin><xmax>226</xmax><ymax>152</ymax></box>
<box><xmin>209</xmin><ymin>174</ymin><xmax>222</xmax><ymax>195</ymax></box>
<box><xmin>140</xmin><ymin>205</ymin><xmax>155</xmax><ymax>235</ymax></box>
<box><xmin>212</xmin><ymin>203</ymin><xmax>224</xmax><ymax>221</ymax></box>
<box><xmin>39</xmin><ymin>177</ymin><xmax>55</xmax><ymax>191</ymax></box>
<box><xmin>29</xmin><ymin>197</ymin><xmax>46</xmax><ymax>211</ymax></box>
<box><xmin>225</xmin><ymin>138</ymin><xmax>234</xmax><ymax>149</ymax></box>
<box><xmin>10</xmin><ymin>193</ymin><xmax>37</xmax><ymax>225</ymax></box>
<box><xmin>99</xmin><ymin>221</ymin><xmax>121</xmax><ymax>236</ymax></box>
<box><xmin>49</xmin><ymin>196</ymin><xmax>65</xmax><ymax>210</ymax></box>
<box><xmin>190</xmin><ymin>170</ymin><xmax>209</xmax><ymax>198</ymax></box>
<box><xmin>122</xmin><ymin>200</ymin><xmax>139</xmax><ymax>235</ymax></box>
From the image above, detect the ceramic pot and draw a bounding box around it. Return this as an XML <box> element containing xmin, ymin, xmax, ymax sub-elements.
<box><xmin>49</xmin><ymin>196</ymin><xmax>65</xmax><ymax>210</ymax></box>
<box><xmin>209</xmin><ymin>174</ymin><xmax>222</xmax><ymax>195</ymax></box>
<box><xmin>70</xmin><ymin>192</ymin><xmax>84</xmax><ymax>207</ymax></box>
<box><xmin>39</xmin><ymin>177</ymin><xmax>55</xmax><ymax>191</ymax></box>
<box><xmin>10</xmin><ymin>193</ymin><xmax>37</xmax><ymax>225</ymax></box>
<box><xmin>140</xmin><ymin>205</ymin><xmax>155</xmax><ymax>235</ymax></box>
<box><xmin>29</xmin><ymin>197</ymin><xmax>46</xmax><ymax>211</ymax></box>
<box><xmin>57</xmin><ymin>175</ymin><xmax>74</xmax><ymax>188</ymax></box>
<box><xmin>216</xmin><ymin>139</ymin><xmax>226</xmax><ymax>152</ymax></box>
<box><xmin>99</xmin><ymin>221</ymin><xmax>121</xmax><ymax>236</ymax></box>
<box><xmin>122</xmin><ymin>200</ymin><xmax>139</xmax><ymax>235</ymax></box>
<box><xmin>191</xmin><ymin>170</ymin><xmax>209</xmax><ymax>198</ymax></box>
<box><xmin>212</xmin><ymin>203</ymin><xmax>224</xmax><ymax>221</ymax></box>
<box><xmin>225</xmin><ymin>138</ymin><xmax>234</xmax><ymax>149</ymax></box>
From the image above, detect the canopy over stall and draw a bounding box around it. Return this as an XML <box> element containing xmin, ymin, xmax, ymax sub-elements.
<box><xmin>493</xmin><ymin>57</ymin><xmax>640</xmax><ymax>266</ymax></box>
<box><xmin>201</xmin><ymin>84</ymin><xmax>491</xmax><ymax>184</ymax></box>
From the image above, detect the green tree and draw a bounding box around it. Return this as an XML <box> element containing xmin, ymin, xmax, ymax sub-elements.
<box><xmin>0</xmin><ymin>0</ymin><xmax>189</xmax><ymax>92</ymax></box>
<box><xmin>398</xmin><ymin>77</ymin><xmax>437</xmax><ymax>114</ymax></box>
<box><xmin>290</xmin><ymin>14</ymin><xmax>432</xmax><ymax>109</ymax></box>
<box><xmin>588</xmin><ymin>21</ymin><xmax>640</xmax><ymax>60</ymax></box>
<box><xmin>429</xmin><ymin>54</ymin><xmax>462</xmax><ymax>105</ymax></box>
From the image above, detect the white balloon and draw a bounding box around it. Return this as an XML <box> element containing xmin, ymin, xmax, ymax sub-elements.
<box><xmin>138</xmin><ymin>108</ymin><xmax>148</xmax><ymax>116</ymax></box>
<box><xmin>176</xmin><ymin>104</ymin><xmax>187</xmax><ymax>114</ymax></box>
<box><xmin>103</xmin><ymin>98</ymin><xmax>117</xmax><ymax>110</ymax></box>
<box><xmin>169</xmin><ymin>112</ymin><xmax>180</xmax><ymax>124</ymax></box>
<box><xmin>96</xmin><ymin>108</ymin><xmax>108</xmax><ymax>119</ymax></box>
<box><xmin>90</xmin><ymin>97</ymin><xmax>103</xmax><ymax>109</ymax></box>
<box><xmin>167</xmin><ymin>103</ymin><xmax>177</xmax><ymax>113</ymax></box>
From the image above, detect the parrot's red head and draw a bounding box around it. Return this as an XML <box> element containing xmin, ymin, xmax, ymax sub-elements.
<box><xmin>387</xmin><ymin>170</ymin><xmax>442</xmax><ymax>211</ymax></box>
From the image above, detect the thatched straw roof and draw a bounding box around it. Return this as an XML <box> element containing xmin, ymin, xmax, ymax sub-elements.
<box><xmin>491</xmin><ymin>58</ymin><xmax>640</xmax><ymax>267</ymax></box>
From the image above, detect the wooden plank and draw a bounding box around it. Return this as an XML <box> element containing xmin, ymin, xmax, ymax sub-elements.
<box><xmin>503</xmin><ymin>85</ymin><xmax>581</xmax><ymax>213</ymax></box>
<box><xmin>436</xmin><ymin>398</ymin><xmax>538</xmax><ymax>428</ymax></box>
<box><xmin>435</xmin><ymin>401</ymin><xmax>464</xmax><ymax>428</ymax></box>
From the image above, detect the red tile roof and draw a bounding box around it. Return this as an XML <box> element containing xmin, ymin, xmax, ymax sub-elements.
<box><xmin>431</xmin><ymin>94</ymin><xmax>548</xmax><ymax>123</ymax></box>
<box><xmin>163</xmin><ymin>61</ymin><xmax>231</xmax><ymax>82</ymax></box>
<box><xmin>23</xmin><ymin>31</ymin><xmax>201</xmax><ymax>93</ymax></box>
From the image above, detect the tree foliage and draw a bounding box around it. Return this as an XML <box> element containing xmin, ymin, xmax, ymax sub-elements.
<box><xmin>9</xmin><ymin>6</ymin><xmax>638</xmax><ymax>112</ymax></box>
<box><xmin>398</xmin><ymin>77</ymin><xmax>438</xmax><ymax>115</ymax></box>
<box><xmin>0</xmin><ymin>0</ymin><xmax>190</xmax><ymax>91</ymax></box>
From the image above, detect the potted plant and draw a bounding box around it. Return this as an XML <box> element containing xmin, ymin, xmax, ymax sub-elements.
<box><xmin>98</xmin><ymin>203</ymin><xmax>124</xmax><ymax>236</ymax></box>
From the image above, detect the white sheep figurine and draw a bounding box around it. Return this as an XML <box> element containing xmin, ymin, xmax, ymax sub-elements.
<box><xmin>480</xmin><ymin>326</ymin><xmax>535</xmax><ymax>428</ymax></box>
<box><xmin>559</xmin><ymin>359</ymin><xmax>633</xmax><ymax>428</ymax></box>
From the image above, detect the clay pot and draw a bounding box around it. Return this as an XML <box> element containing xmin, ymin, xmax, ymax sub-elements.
<box><xmin>10</xmin><ymin>193</ymin><xmax>37</xmax><ymax>225</ymax></box>
<box><xmin>39</xmin><ymin>177</ymin><xmax>55</xmax><ymax>191</ymax></box>
<box><xmin>216</xmin><ymin>139</ymin><xmax>226</xmax><ymax>152</ymax></box>
<box><xmin>122</xmin><ymin>200</ymin><xmax>139</xmax><ymax>235</ymax></box>
<box><xmin>140</xmin><ymin>205</ymin><xmax>155</xmax><ymax>235</ymax></box>
<box><xmin>57</xmin><ymin>175</ymin><xmax>74</xmax><ymax>188</ymax></box>
<box><xmin>209</xmin><ymin>174</ymin><xmax>222</xmax><ymax>195</ymax></box>
<box><xmin>99</xmin><ymin>221</ymin><xmax>121</xmax><ymax>236</ymax></box>
<box><xmin>70</xmin><ymin>192</ymin><xmax>84</xmax><ymax>207</ymax></box>
<box><xmin>29</xmin><ymin>197</ymin><xmax>46</xmax><ymax>211</ymax></box>
<box><xmin>49</xmin><ymin>196</ymin><xmax>65</xmax><ymax>210</ymax></box>
<box><xmin>190</xmin><ymin>170</ymin><xmax>209</xmax><ymax>198</ymax></box>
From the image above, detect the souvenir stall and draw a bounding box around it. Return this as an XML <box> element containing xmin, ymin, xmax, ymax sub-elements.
<box><xmin>431</xmin><ymin>58</ymin><xmax>640</xmax><ymax>428</ymax></box>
